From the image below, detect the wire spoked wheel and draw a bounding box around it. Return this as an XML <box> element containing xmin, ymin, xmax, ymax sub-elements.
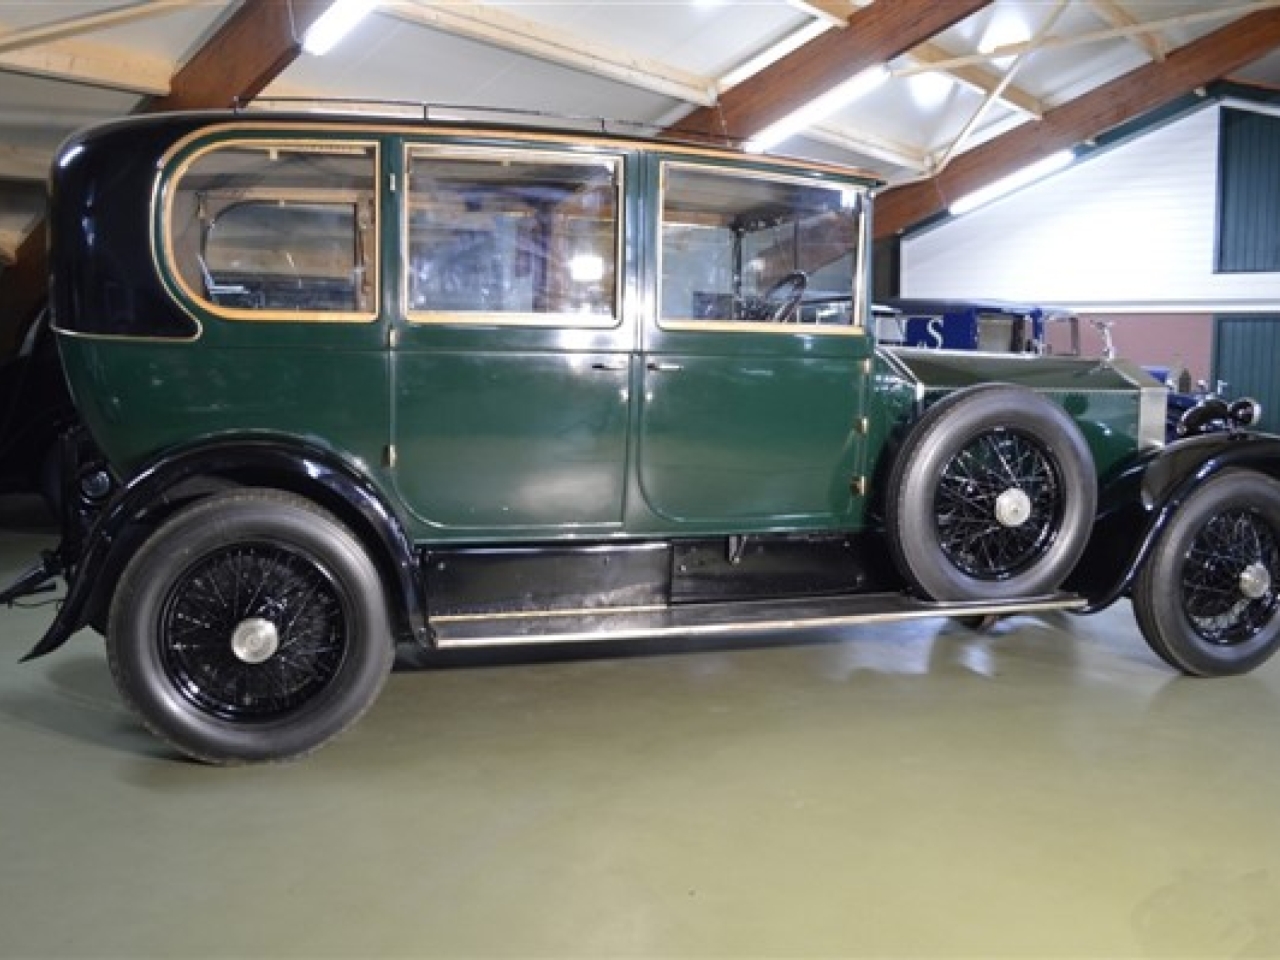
<box><xmin>886</xmin><ymin>384</ymin><xmax>1095</xmax><ymax>602</ymax></box>
<box><xmin>1135</xmin><ymin>471</ymin><xmax>1280</xmax><ymax>676</ymax></box>
<box><xmin>1180</xmin><ymin>508</ymin><xmax>1280</xmax><ymax>646</ymax></box>
<box><xmin>160</xmin><ymin>544</ymin><xmax>349</xmax><ymax>722</ymax></box>
<box><xmin>936</xmin><ymin>428</ymin><xmax>1063</xmax><ymax>581</ymax></box>
<box><xmin>108</xmin><ymin>489</ymin><xmax>393</xmax><ymax>764</ymax></box>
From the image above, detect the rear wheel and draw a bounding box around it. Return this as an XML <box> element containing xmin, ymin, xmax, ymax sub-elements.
<box><xmin>1134</xmin><ymin>471</ymin><xmax>1280</xmax><ymax>676</ymax></box>
<box><xmin>107</xmin><ymin>488</ymin><xmax>393</xmax><ymax>763</ymax></box>
<box><xmin>886</xmin><ymin>384</ymin><xmax>1096</xmax><ymax>601</ymax></box>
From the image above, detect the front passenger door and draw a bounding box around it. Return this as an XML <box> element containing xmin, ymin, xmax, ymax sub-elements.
<box><xmin>634</xmin><ymin>160</ymin><xmax>874</xmax><ymax>533</ymax></box>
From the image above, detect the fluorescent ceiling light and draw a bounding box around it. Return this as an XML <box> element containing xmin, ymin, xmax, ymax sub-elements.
<box><xmin>745</xmin><ymin>63</ymin><xmax>890</xmax><ymax>154</ymax></box>
<box><xmin>303</xmin><ymin>0</ymin><xmax>377</xmax><ymax>56</ymax></box>
<box><xmin>948</xmin><ymin>150</ymin><xmax>1075</xmax><ymax>217</ymax></box>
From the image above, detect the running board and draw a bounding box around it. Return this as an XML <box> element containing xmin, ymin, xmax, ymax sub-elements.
<box><xmin>430</xmin><ymin>592</ymin><xmax>1086</xmax><ymax>648</ymax></box>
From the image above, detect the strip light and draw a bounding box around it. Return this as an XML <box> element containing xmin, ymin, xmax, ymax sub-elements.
<box><xmin>303</xmin><ymin>0</ymin><xmax>378</xmax><ymax>56</ymax></box>
<box><xmin>948</xmin><ymin>150</ymin><xmax>1076</xmax><ymax>217</ymax></box>
<box><xmin>745</xmin><ymin>64</ymin><xmax>890</xmax><ymax>154</ymax></box>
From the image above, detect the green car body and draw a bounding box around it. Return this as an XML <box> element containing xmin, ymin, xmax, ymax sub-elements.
<box><xmin>9</xmin><ymin>110</ymin><xmax>1280</xmax><ymax>763</ymax></box>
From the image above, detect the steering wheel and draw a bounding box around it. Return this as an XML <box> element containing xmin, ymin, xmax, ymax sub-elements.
<box><xmin>761</xmin><ymin>270</ymin><xmax>809</xmax><ymax>323</ymax></box>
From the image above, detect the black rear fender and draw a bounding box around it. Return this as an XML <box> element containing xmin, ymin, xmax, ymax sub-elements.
<box><xmin>25</xmin><ymin>435</ymin><xmax>426</xmax><ymax>661</ymax></box>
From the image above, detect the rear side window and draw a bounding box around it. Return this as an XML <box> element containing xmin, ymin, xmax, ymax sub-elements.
<box><xmin>406</xmin><ymin>146</ymin><xmax>621</xmax><ymax>325</ymax></box>
<box><xmin>167</xmin><ymin>141</ymin><xmax>379</xmax><ymax>321</ymax></box>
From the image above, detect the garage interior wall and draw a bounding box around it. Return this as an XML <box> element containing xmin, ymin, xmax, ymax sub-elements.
<box><xmin>901</xmin><ymin>101</ymin><xmax>1280</xmax><ymax>383</ymax></box>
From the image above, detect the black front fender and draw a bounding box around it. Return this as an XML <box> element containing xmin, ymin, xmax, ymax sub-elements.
<box><xmin>23</xmin><ymin>435</ymin><xmax>427</xmax><ymax>661</ymax></box>
<box><xmin>1067</xmin><ymin>432</ymin><xmax>1280</xmax><ymax>611</ymax></box>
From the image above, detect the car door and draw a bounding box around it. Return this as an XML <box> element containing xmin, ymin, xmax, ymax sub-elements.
<box><xmin>389</xmin><ymin>140</ymin><xmax>635</xmax><ymax>537</ymax></box>
<box><xmin>633</xmin><ymin>158</ymin><xmax>874</xmax><ymax>533</ymax></box>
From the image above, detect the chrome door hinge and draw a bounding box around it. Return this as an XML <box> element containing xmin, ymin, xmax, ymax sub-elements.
<box><xmin>384</xmin><ymin>444</ymin><xmax>397</xmax><ymax>469</ymax></box>
<box><xmin>850</xmin><ymin>475</ymin><xmax>867</xmax><ymax>497</ymax></box>
<box><xmin>388</xmin><ymin>172</ymin><xmax>397</xmax><ymax>193</ymax></box>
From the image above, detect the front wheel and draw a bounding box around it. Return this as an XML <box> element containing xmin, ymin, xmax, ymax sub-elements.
<box><xmin>107</xmin><ymin>489</ymin><xmax>393</xmax><ymax>763</ymax></box>
<box><xmin>1134</xmin><ymin>471</ymin><xmax>1280</xmax><ymax>676</ymax></box>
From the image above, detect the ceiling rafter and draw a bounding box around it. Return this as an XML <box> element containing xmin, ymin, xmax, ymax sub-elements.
<box><xmin>907</xmin><ymin>42</ymin><xmax>1045</xmax><ymax>119</ymax></box>
<box><xmin>0</xmin><ymin>145</ymin><xmax>47</xmax><ymax>182</ymax></box>
<box><xmin>0</xmin><ymin>1</ymin><xmax>205</xmax><ymax>57</ymax></box>
<box><xmin>807</xmin><ymin>123</ymin><xmax>930</xmax><ymax>173</ymax></box>
<box><xmin>785</xmin><ymin>0</ymin><xmax>854</xmax><ymax>29</ymax></box>
<box><xmin>382</xmin><ymin>1</ymin><xmax>718</xmax><ymax>107</ymax></box>
<box><xmin>0</xmin><ymin>37</ymin><xmax>172</xmax><ymax>96</ymax></box>
<box><xmin>1089</xmin><ymin>0</ymin><xmax>1166</xmax><ymax>63</ymax></box>
<box><xmin>0</xmin><ymin>229</ymin><xmax>21</xmax><ymax>265</ymax></box>
<box><xmin>934</xmin><ymin>0</ymin><xmax>1070</xmax><ymax>172</ymax></box>
<box><xmin>875</xmin><ymin>7</ymin><xmax>1280</xmax><ymax>238</ymax></box>
<box><xmin>823</xmin><ymin>0</ymin><xmax>1042</xmax><ymax>118</ymax></box>
<box><xmin>667</xmin><ymin>0</ymin><xmax>993</xmax><ymax>142</ymax></box>
<box><xmin>896</xmin><ymin>1</ymin><xmax>1280</xmax><ymax>75</ymax></box>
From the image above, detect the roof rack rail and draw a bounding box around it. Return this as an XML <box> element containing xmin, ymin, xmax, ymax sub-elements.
<box><xmin>232</xmin><ymin>96</ymin><xmax>743</xmax><ymax>148</ymax></box>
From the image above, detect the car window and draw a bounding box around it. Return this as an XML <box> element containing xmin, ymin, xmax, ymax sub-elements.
<box><xmin>659</xmin><ymin>163</ymin><xmax>863</xmax><ymax>330</ymax></box>
<box><xmin>168</xmin><ymin>141</ymin><xmax>378</xmax><ymax>321</ymax></box>
<box><xmin>406</xmin><ymin>147</ymin><xmax>620</xmax><ymax>325</ymax></box>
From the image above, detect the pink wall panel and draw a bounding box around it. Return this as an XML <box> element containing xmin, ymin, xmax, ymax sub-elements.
<box><xmin>1067</xmin><ymin>313</ymin><xmax>1215</xmax><ymax>384</ymax></box>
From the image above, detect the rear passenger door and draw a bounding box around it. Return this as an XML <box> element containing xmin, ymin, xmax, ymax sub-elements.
<box><xmin>389</xmin><ymin>141</ymin><xmax>635</xmax><ymax>537</ymax></box>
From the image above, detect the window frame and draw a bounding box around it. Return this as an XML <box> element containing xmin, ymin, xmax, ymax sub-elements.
<box><xmin>402</xmin><ymin>143</ymin><xmax>625</xmax><ymax>329</ymax></box>
<box><xmin>160</xmin><ymin>136</ymin><xmax>382</xmax><ymax>325</ymax></box>
<box><xmin>656</xmin><ymin>160</ymin><xmax>868</xmax><ymax>337</ymax></box>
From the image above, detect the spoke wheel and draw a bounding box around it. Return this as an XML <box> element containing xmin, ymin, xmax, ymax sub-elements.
<box><xmin>936</xmin><ymin>428</ymin><xmax>1063</xmax><ymax>580</ymax></box>
<box><xmin>886</xmin><ymin>384</ymin><xmax>1095</xmax><ymax>602</ymax></box>
<box><xmin>109</xmin><ymin>489</ymin><xmax>392</xmax><ymax>764</ymax></box>
<box><xmin>1135</xmin><ymin>471</ymin><xmax>1280</xmax><ymax>676</ymax></box>
<box><xmin>160</xmin><ymin>544</ymin><xmax>349</xmax><ymax>722</ymax></box>
<box><xmin>1181</xmin><ymin>509</ymin><xmax>1280</xmax><ymax>645</ymax></box>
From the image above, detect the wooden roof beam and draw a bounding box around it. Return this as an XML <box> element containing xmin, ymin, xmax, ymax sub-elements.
<box><xmin>875</xmin><ymin>8</ymin><xmax>1280</xmax><ymax>238</ymax></box>
<box><xmin>149</xmin><ymin>0</ymin><xmax>335</xmax><ymax>112</ymax></box>
<box><xmin>667</xmin><ymin>0</ymin><xmax>992</xmax><ymax>142</ymax></box>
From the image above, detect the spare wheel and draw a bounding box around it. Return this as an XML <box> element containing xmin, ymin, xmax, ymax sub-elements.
<box><xmin>885</xmin><ymin>383</ymin><xmax>1096</xmax><ymax>602</ymax></box>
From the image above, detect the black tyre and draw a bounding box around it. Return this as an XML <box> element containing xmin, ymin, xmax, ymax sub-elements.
<box><xmin>886</xmin><ymin>384</ymin><xmax>1096</xmax><ymax>601</ymax></box>
<box><xmin>1133</xmin><ymin>471</ymin><xmax>1280</xmax><ymax>677</ymax></box>
<box><xmin>107</xmin><ymin>488</ymin><xmax>393</xmax><ymax>764</ymax></box>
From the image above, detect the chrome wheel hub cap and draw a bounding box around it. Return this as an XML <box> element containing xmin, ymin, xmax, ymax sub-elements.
<box><xmin>230</xmin><ymin>617</ymin><xmax>280</xmax><ymax>664</ymax></box>
<box><xmin>1239</xmin><ymin>562</ymin><xmax>1272</xmax><ymax>601</ymax></box>
<box><xmin>994</xmin><ymin>488</ymin><xmax>1032</xmax><ymax>528</ymax></box>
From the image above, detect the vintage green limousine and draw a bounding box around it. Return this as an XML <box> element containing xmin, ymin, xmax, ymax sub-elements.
<box><xmin>5</xmin><ymin>108</ymin><xmax>1280</xmax><ymax>763</ymax></box>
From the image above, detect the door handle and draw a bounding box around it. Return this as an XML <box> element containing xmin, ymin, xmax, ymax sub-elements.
<box><xmin>646</xmin><ymin>361</ymin><xmax>683</xmax><ymax>372</ymax></box>
<box><xmin>591</xmin><ymin>360</ymin><xmax>628</xmax><ymax>371</ymax></box>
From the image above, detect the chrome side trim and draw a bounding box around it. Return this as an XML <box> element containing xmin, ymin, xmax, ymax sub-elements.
<box><xmin>431</xmin><ymin>593</ymin><xmax>1086</xmax><ymax>648</ymax></box>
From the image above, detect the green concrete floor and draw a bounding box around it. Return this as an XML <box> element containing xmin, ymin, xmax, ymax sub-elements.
<box><xmin>3</xmin><ymin>497</ymin><xmax>1280</xmax><ymax>958</ymax></box>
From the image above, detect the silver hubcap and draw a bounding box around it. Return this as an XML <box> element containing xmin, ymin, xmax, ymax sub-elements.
<box><xmin>1239</xmin><ymin>562</ymin><xmax>1272</xmax><ymax>601</ymax></box>
<box><xmin>230</xmin><ymin>617</ymin><xmax>280</xmax><ymax>664</ymax></box>
<box><xmin>994</xmin><ymin>488</ymin><xmax>1032</xmax><ymax>528</ymax></box>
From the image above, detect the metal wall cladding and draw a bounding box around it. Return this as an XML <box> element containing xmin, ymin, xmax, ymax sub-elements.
<box><xmin>1214</xmin><ymin>315</ymin><xmax>1280</xmax><ymax>433</ymax></box>
<box><xmin>1216</xmin><ymin>107</ymin><xmax>1280</xmax><ymax>274</ymax></box>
